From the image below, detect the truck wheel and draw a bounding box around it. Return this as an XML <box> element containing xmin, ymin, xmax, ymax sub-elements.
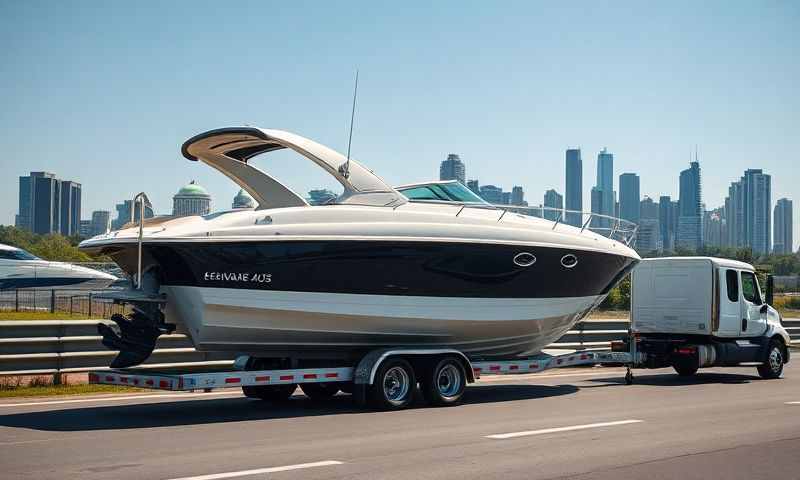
<box><xmin>421</xmin><ymin>357</ymin><xmax>467</xmax><ymax>406</ymax></box>
<box><xmin>369</xmin><ymin>358</ymin><xmax>416</xmax><ymax>410</ymax></box>
<box><xmin>300</xmin><ymin>382</ymin><xmax>340</xmax><ymax>400</ymax></box>
<box><xmin>757</xmin><ymin>340</ymin><xmax>785</xmax><ymax>379</ymax></box>
<box><xmin>242</xmin><ymin>384</ymin><xmax>297</xmax><ymax>402</ymax></box>
<box><xmin>673</xmin><ymin>363</ymin><xmax>698</xmax><ymax>376</ymax></box>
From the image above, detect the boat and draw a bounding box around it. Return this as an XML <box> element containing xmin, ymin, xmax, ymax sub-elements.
<box><xmin>79</xmin><ymin>127</ymin><xmax>640</xmax><ymax>368</ymax></box>
<box><xmin>0</xmin><ymin>243</ymin><xmax>117</xmax><ymax>290</ymax></box>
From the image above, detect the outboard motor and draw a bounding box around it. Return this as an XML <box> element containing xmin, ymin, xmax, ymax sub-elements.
<box><xmin>97</xmin><ymin>271</ymin><xmax>174</xmax><ymax>368</ymax></box>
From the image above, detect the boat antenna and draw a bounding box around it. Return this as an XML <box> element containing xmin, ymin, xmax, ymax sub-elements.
<box><xmin>341</xmin><ymin>69</ymin><xmax>359</xmax><ymax>179</ymax></box>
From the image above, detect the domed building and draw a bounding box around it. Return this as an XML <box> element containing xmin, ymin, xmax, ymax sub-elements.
<box><xmin>173</xmin><ymin>181</ymin><xmax>212</xmax><ymax>217</ymax></box>
<box><xmin>231</xmin><ymin>189</ymin><xmax>255</xmax><ymax>209</ymax></box>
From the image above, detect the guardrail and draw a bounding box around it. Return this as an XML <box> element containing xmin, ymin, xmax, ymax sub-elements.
<box><xmin>0</xmin><ymin>319</ymin><xmax>797</xmax><ymax>376</ymax></box>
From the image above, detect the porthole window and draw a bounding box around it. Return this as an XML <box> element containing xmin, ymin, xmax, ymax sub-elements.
<box><xmin>561</xmin><ymin>254</ymin><xmax>578</xmax><ymax>268</ymax></box>
<box><xmin>513</xmin><ymin>252</ymin><xmax>537</xmax><ymax>267</ymax></box>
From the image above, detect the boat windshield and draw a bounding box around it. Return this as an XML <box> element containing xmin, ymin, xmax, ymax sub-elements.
<box><xmin>0</xmin><ymin>247</ymin><xmax>40</xmax><ymax>261</ymax></box>
<box><xmin>397</xmin><ymin>182</ymin><xmax>489</xmax><ymax>205</ymax></box>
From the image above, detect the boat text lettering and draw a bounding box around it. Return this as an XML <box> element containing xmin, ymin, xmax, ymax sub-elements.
<box><xmin>203</xmin><ymin>272</ymin><xmax>272</xmax><ymax>284</ymax></box>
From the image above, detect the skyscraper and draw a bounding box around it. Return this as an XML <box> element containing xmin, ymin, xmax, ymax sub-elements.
<box><xmin>744</xmin><ymin>169</ymin><xmax>771</xmax><ymax>255</ymax></box>
<box><xmin>703</xmin><ymin>207</ymin><xmax>725</xmax><ymax>248</ymax></box>
<box><xmin>466</xmin><ymin>179</ymin><xmax>480</xmax><ymax>196</ymax></box>
<box><xmin>636</xmin><ymin>196</ymin><xmax>660</xmax><ymax>254</ymax></box>
<box><xmin>112</xmin><ymin>197</ymin><xmax>154</xmax><ymax>230</ymax></box>
<box><xmin>565</xmin><ymin>148</ymin><xmax>582</xmax><ymax>226</ymax></box>
<box><xmin>596</xmin><ymin>149</ymin><xmax>614</xmax><ymax>215</ymax></box>
<box><xmin>510</xmin><ymin>186</ymin><xmax>525</xmax><ymax>206</ymax></box>
<box><xmin>773</xmin><ymin>198</ymin><xmax>793</xmax><ymax>254</ymax></box>
<box><xmin>591</xmin><ymin>149</ymin><xmax>614</xmax><ymax>228</ymax></box>
<box><xmin>478</xmin><ymin>185</ymin><xmax>503</xmax><ymax>204</ymax></box>
<box><xmin>677</xmin><ymin>161</ymin><xmax>702</xmax><ymax>250</ymax></box>
<box><xmin>59</xmin><ymin>180</ymin><xmax>82</xmax><ymax>237</ymax></box>
<box><xmin>90</xmin><ymin>210</ymin><xmax>111</xmax><ymax>236</ymax></box>
<box><xmin>439</xmin><ymin>154</ymin><xmax>465</xmax><ymax>185</ymax></box>
<box><xmin>16</xmin><ymin>172</ymin><xmax>82</xmax><ymax>235</ymax></box>
<box><xmin>618</xmin><ymin>173</ymin><xmax>640</xmax><ymax>224</ymax></box>
<box><xmin>724</xmin><ymin>181</ymin><xmax>745</xmax><ymax>247</ymax></box>
<box><xmin>724</xmin><ymin>169</ymin><xmax>772</xmax><ymax>254</ymax></box>
<box><xmin>658</xmin><ymin>195</ymin><xmax>675</xmax><ymax>252</ymax></box>
<box><xmin>543</xmin><ymin>189</ymin><xmax>563</xmax><ymax>221</ymax></box>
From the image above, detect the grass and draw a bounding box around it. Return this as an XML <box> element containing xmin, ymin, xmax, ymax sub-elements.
<box><xmin>0</xmin><ymin>311</ymin><xmax>94</xmax><ymax>321</ymax></box>
<box><xmin>0</xmin><ymin>383</ymin><xmax>146</xmax><ymax>398</ymax></box>
<box><xmin>0</xmin><ymin>375</ymin><xmax>147</xmax><ymax>398</ymax></box>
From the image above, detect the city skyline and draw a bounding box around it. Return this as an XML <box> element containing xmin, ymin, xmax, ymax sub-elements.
<box><xmin>8</xmin><ymin>145</ymin><xmax>798</xmax><ymax>253</ymax></box>
<box><xmin>1</xmin><ymin>2</ymin><xmax>798</xmax><ymax>247</ymax></box>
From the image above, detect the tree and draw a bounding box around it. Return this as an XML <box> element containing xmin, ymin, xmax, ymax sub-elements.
<box><xmin>0</xmin><ymin>226</ymin><xmax>93</xmax><ymax>262</ymax></box>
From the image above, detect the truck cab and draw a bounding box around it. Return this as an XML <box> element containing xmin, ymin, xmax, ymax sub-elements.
<box><xmin>626</xmin><ymin>257</ymin><xmax>790</xmax><ymax>379</ymax></box>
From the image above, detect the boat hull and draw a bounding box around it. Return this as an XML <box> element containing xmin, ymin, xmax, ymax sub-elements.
<box><xmin>163</xmin><ymin>287</ymin><xmax>604</xmax><ymax>358</ymax></box>
<box><xmin>100</xmin><ymin>239</ymin><xmax>636</xmax><ymax>359</ymax></box>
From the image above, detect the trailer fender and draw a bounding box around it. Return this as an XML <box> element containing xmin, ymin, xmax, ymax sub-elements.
<box><xmin>354</xmin><ymin>348</ymin><xmax>475</xmax><ymax>386</ymax></box>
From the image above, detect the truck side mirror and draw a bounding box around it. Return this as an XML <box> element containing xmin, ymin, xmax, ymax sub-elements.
<box><xmin>760</xmin><ymin>304</ymin><xmax>768</xmax><ymax>315</ymax></box>
<box><xmin>765</xmin><ymin>274</ymin><xmax>774</xmax><ymax>306</ymax></box>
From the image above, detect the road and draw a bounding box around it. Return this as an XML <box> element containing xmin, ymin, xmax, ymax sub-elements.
<box><xmin>1</xmin><ymin>363</ymin><xmax>799</xmax><ymax>480</ymax></box>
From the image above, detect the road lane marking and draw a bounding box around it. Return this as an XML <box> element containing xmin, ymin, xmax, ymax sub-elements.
<box><xmin>786</xmin><ymin>402</ymin><xmax>800</xmax><ymax>405</ymax></box>
<box><xmin>0</xmin><ymin>390</ymin><xmax>241</xmax><ymax>408</ymax></box>
<box><xmin>164</xmin><ymin>460</ymin><xmax>344</xmax><ymax>480</ymax></box>
<box><xmin>485</xmin><ymin>419</ymin><xmax>643</xmax><ymax>439</ymax></box>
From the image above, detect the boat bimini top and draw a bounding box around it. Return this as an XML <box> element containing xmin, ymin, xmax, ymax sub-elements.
<box><xmin>181</xmin><ymin>127</ymin><xmax>407</xmax><ymax>210</ymax></box>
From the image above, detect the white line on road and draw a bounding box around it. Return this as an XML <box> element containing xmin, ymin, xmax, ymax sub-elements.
<box><xmin>786</xmin><ymin>401</ymin><xmax>800</xmax><ymax>405</ymax></box>
<box><xmin>164</xmin><ymin>460</ymin><xmax>344</xmax><ymax>480</ymax></box>
<box><xmin>486</xmin><ymin>419</ymin><xmax>644</xmax><ymax>439</ymax></box>
<box><xmin>0</xmin><ymin>390</ymin><xmax>241</xmax><ymax>408</ymax></box>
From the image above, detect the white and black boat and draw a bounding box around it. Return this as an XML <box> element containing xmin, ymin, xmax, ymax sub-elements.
<box><xmin>0</xmin><ymin>243</ymin><xmax>117</xmax><ymax>290</ymax></box>
<box><xmin>79</xmin><ymin>127</ymin><xmax>639</xmax><ymax>368</ymax></box>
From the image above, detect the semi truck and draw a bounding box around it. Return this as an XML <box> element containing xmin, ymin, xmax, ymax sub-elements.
<box><xmin>617</xmin><ymin>257</ymin><xmax>791</xmax><ymax>381</ymax></box>
<box><xmin>90</xmin><ymin>256</ymin><xmax>791</xmax><ymax>410</ymax></box>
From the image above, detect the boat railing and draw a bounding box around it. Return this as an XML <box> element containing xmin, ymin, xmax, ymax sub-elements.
<box><xmin>488</xmin><ymin>204</ymin><xmax>639</xmax><ymax>247</ymax></box>
<box><xmin>130</xmin><ymin>192</ymin><xmax>151</xmax><ymax>290</ymax></box>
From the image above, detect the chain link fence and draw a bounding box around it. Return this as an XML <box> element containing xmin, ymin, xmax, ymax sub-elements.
<box><xmin>0</xmin><ymin>289</ymin><xmax>129</xmax><ymax>318</ymax></box>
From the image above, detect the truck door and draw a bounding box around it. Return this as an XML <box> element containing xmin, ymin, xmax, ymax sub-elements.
<box><xmin>739</xmin><ymin>271</ymin><xmax>766</xmax><ymax>336</ymax></box>
<box><xmin>717</xmin><ymin>268</ymin><xmax>741</xmax><ymax>337</ymax></box>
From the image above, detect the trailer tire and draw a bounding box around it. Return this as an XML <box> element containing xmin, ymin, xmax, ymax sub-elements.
<box><xmin>300</xmin><ymin>382</ymin><xmax>340</xmax><ymax>400</ymax></box>
<box><xmin>673</xmin><ymin>363</ymin><xmax>698</xmax><ymax>377</ymax></box>
<box><xmin>369</xmin><ymin>358</ymin><xmax>416</xmax><ymax>410</ymax></box>
<box><xmin>242</xmin><ymin>384</ymin><xmax>297</xmax><ymax>402</ymax></box>
<box><xmin>757</xmin><ymin>339</ymin><xmax>784</xmax><ymax>380</ymax></box>
<box><xmin>420</xmin><ymin>357</ymin><xmax>467</xmax><ymax>406</ymax></box>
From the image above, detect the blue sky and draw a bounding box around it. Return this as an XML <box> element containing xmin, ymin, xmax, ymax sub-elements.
<box><xmin>1</xmin><ymin>1</ymin><xmax>798</xmax><ymax>249</ymax></box>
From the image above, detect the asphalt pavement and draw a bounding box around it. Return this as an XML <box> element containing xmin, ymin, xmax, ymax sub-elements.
<box><xmin>1</xmin><ymin>363</ymin><xmax>798</xmax><ymax>480</ymax></box>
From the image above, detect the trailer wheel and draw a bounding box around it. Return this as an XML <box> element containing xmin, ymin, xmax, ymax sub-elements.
<box><xmin>242</xmin><ymin>384</ymin><xmax>297</xmax><ymax>402</ymax></box>
<box><xmin>757</xmin><ymin>339</ymin><xmax>785</xmax><ymax>379</ymax></box>
<box><xmin>300</xmin><ymin>382</ymin><xmax>340</xmax><ymax>400</ymax></box>
<box><xmin>421</xmin><ymin>357</ymin><xmax>467</xmax><ymax>406</ymax></box>
<box><xmin>369</xmin><ymin>358</ymin><xmax>416</xmax><ymax>410</ymax></box>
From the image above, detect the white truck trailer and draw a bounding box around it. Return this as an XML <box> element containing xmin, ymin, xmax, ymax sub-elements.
<box><xmin>617</xmin><ymin>257</ymin><xmax>791</xmax><ymax>381</ymax></box>
<box><xmin>89</xmin><ymin>256</ymin><xmax>790</xmax><ymax>410</ymax></box>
